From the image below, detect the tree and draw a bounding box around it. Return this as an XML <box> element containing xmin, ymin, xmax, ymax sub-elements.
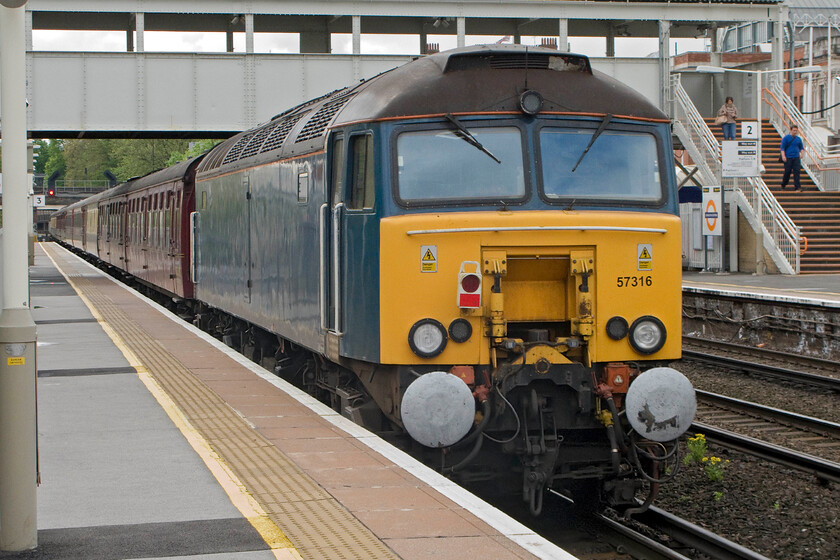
<box><xmin>110</xmin><ymin>138</ymin><xmax>191</xmax><ymax>182</ymax></box>
<box><xmin>167</xmin><ymin>139</ymin><xmax>223</xmax><ymax>166</ymax></box>
<box><xmin>34</xmin><ymin>139</ymin><xmax>65</xmax><ymax>179</ymax></box>
<box><xmin>63</xmin><ymin>139</ymin><xmax>115</xmax><ymax>183</ymax></box>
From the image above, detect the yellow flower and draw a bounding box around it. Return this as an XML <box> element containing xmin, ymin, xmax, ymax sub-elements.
<box><xmin>702</xmin><ymin>457</ymin><xmax>709</xmax><ymax>462</ymax></box>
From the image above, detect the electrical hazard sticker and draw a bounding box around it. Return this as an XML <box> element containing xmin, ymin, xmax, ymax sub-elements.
<box><xmin>421</xmin><ymin>245</ymin><xmax>437</xmax><ymax>273</ymax></box>
<box><xmin>637</xmin><ymin>244</ymin><xmax>653</xmax><ymax>271</ymax></box>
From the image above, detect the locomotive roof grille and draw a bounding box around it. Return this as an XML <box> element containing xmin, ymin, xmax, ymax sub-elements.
<box><xmin>239</xmin><ymin>122</ymin><xmax>275</xmax><ymax>160</ymax></box>
<box><xmin>441</xmin><ymin>52</ymin><xmax>592</xmax><ymax>74</ymax></box>
<box><xmin>198</xmin><ymin>135</ymin><xmax>238</xmax><ymax>171</ymax></box>
<box><xmin>260</xmin><ymin>114</ymin><xmax>303</xmax><ymax>153</ymax></box>
<box><xmin>295</xmin><ymin>94</ymin><xmax>355</xmax><ymax>143</ymax></box>
<box><xmin>222</xmin><ymin>131</ymin><xmax>255</xmax><ymax>165</ymax></box>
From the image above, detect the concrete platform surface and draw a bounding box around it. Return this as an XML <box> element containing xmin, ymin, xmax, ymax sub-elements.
<box><xmin>0</xmin><ymin>242</ymin><xmax>574</xmax><ymax>560</ymax></box>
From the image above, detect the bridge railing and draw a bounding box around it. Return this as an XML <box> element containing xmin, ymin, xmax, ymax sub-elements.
<box><xmin>52</xmin><ymin>180</ymin><xmax>113</xmax><ymax>195</ymax></box>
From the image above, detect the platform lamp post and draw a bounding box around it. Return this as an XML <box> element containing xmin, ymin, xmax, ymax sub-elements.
<box><xmin>696</xmin><ymin>64</ymin><xmax>821</xmax><ymax>273</ymax></box>
<box><xmin>0</xmin><ymin>0</ymin><xmax>38</xmax><ymax>553</ymax></box>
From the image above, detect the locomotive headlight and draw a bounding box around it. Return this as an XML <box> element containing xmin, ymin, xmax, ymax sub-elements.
<box><xmin>629</xmin><ymin>316</ymin><xmax>666</xmax><ymax>354</ymax></box>
<box><xmin>519</xmin><ymin>90</ymin><xmax>543</xmax><ymax>115</ymax></box>
<box><xmin>409</xmin><ymin>319</ymin><xmax>448</xmax><ymax>358</ymax></box>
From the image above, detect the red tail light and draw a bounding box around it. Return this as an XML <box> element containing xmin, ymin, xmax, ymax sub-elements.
<box><xmin>457</xmin><ymin>262</ymin><xmax>482</xmax><ymax>309</ymax></box>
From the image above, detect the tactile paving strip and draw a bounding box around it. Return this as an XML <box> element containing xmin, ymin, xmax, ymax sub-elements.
<box><xmin>45</xmin><ymin>245</ymin><xmax>398</xmax><ymax>560</ymax></box>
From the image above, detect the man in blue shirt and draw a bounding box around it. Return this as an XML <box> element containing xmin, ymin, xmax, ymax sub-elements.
<box><xmin>780</xmin><ymin>125</ymin><xmax>805</xmax><ymax>191</ymax></box>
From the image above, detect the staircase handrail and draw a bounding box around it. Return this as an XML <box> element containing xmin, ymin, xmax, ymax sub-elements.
<box><xmin>764</xmin><ymin>83</ymin><xmax>840</xmax><ymax>192</ymax></box>
<box><xmin>737</xmin><ymin>175</ymin><xmax>802</xmax><ymax>273</ymax></box>
<box><xmin>670</xmin><ymin>74</ymin><xmax>721</xmax><ymax>182</ymax></box>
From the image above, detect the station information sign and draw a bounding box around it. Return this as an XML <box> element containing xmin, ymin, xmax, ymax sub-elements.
<box><xmin>722</xmin><ymin>139</ymin><xmax>759</xmax><ymax>177</ymax></box>
<box><xmin>701</xmin><ymin>186</ymin><xmax>722</xmax><ymax>236</ymax></box>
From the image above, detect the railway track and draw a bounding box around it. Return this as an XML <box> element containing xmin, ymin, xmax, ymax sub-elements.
<box><xmin>539</xmin><ymin>491</ymin><xmax>771</xmax><ymax>560</ymax></box>
<box><xmin>682</xmin><ymin>336</ymin><xmax>840</xmax><ymax>390</ymax></box>
<box><xmin>692</xmin><ymin>390</ymin><xmax>840</xmax><ymax>483</ymax></box>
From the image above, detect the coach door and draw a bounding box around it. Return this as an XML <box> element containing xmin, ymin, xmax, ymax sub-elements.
<box><xmin>322</xmin><ymin>136</ymin><xmax>344</xmax><ymax>359</ymax></box>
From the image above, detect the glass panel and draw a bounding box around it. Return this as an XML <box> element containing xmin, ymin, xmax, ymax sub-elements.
<box><xmin>540</xmin><ymin>128</ymin><xmax>662</xmax><ymax>202</ymax></box>
<box><xmin>348</xmin><ymin>135</ymin><xmax>374</xmax><ymax>210</ymax></box>
<box><xmin>397</xmin><ymin>126</ymin><xmax>525</xmax><ymax>202</ymax></box>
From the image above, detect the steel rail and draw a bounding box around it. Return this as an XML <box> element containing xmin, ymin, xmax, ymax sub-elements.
<box><xmin>696</xmin><ymin>389</ymin><xmax>840</xmax><ymax>439</ymax></box>
<box><xmin>631</xmin><ymin>506</ymin><xmax>773</xmax><ymax>560</ymax></box>
<box><xmin>681</xmin><ymin>348</ymin><xmax>840</xmax><ymax>392</ymax></box>
<box><xmin>690</xmin><ymin>422</ymin><xmax>840</xmax><ymax>484</ymax></box>
<box><xmin>683</xmin><ymin>335</ymin><xmax>840</xmax><ymax>372</ymax></box>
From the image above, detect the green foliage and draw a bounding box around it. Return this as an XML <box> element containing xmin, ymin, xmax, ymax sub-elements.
<box><xmin>713</xmin><ymin>491</ymin><xmax>724</xmax><ymax>502</ymax></box>
<box><xmin>63</xmin><ymin>139</ymin><xmax>115</xmax><ymax>182</ymax></box>
<box><xmin>29</xmin><ymin>138</ymin><xmax>223</xmax><ymax>185</ymax></box>
<box><xmin>110</xmin><ymin>139</ymin><xmax>191</xmax><ymax>182</ymax></box>
<box><xmin>35</xmin><ymin>139</ymin><xmax>66</xmax><ymax>179</ymax></box>
<box><xmin>683</xmin><ymin>433</ymin><xmax>729</xmax><ymax>483</ymax></box>
<box><xmin>166</xmin><ymin>139</ymin><xmax>223</xmax><ymax>166</ymax></box>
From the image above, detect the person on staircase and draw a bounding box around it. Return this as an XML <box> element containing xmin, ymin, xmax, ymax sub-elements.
<box><xmin>780</xmin><ymin>124</ymin><xmax>805</xmax><ymax>191</ymax></box>
<box><xmin>716</xmin><ymin>97</ymin><xmax>738</xmax><ymax>140</ymax></box>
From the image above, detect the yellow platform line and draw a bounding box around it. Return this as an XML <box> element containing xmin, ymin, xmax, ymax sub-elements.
<box><xmin>43</xmin><ymin>248</ymin><xmax>302</xmax><ymax>560</ymax></box>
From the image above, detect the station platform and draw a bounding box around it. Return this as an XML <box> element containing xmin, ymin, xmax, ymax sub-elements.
<box><xmin>6</xmin><ymin>242</ymin><xmax>575</xmax><ymax>560</ymax></box>
<box><xmin>682</xmin><ymin>270</ymin><xmax>840</xmax><ymax>307</ymax></box>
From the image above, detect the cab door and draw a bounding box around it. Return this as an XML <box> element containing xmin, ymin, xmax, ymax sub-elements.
<box><xmin>321</xmin><ymin>132</ymin><xmax>378</xmax><ymax>361</ymax></box>
<box><xmin>322</xmin><ymin>135</ymin><xmax>344</xmax><ymax>360</ymax></box>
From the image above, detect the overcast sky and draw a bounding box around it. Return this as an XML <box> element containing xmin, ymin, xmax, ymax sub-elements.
<box><xmin>33</xmin><ymin>29</ymin><xmax>709</xmax><ymax>58</ymax></box>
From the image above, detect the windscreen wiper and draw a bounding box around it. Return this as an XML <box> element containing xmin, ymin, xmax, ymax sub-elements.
<box><xmin>444</xmin><ymin>113</ymin><xmax>501</xmax><ymax>164</ymax></box>
<box><xmin>571</xmin><ymin>113</ymin><xmax>613</xmax><ymax>173</ymax></box>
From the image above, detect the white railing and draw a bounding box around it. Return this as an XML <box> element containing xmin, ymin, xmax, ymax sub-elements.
<box><xmin>733</xmin><ymin>176</ymin><xmax>801</xmax><ymax>274</ymax></box>
<box><xmin>766</xmin><ymin>81</ymin><xmax>840</xmax><ymax>191</ymax></box>
<box><xmin>670</xmin><ymin>74</ymin><xmax>720</xmax><ymax>185</ymax></box>
<box><xmin>670</xmin><ymin>73</ymin><xmax>802</xmax><ymax>274</ymax></box>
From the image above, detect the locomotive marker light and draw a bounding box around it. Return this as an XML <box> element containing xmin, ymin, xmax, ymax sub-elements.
<box><xmin>408</xmin><ymin>318</ymin><xmax>447</xmax><ymax>358</ymax></box>
<box><xmin>629</xmin><ymin>316</ymin><xmax>666</xmax><ymax>355</ymax></box>
<box><xmin>448</xmin><ymin>318</ymin><xmax>472</xmax><ymax>343</ymax></box>
<box><xmin>625</xmin><ymin>367</ymin><xmax>696</xmax><ymax>442</ymax></box>
<box><xmin>457</xmin><ymin>261</ymin><xmax>482</xmax><ymax>309</ymax></box>
<box><xmin>519</xmin><ymin>90</ymin><xmax>543</xmax><ymax>115</ymax></box>
<box><xmin>605</xmin><ymin>316</ymin><xmax>629</xmax><ymax>340</ymax></box>
<box><xmin>400</xmin><ymin>371</ymin><xmax>475</xmax><ymax>448</ymax></box>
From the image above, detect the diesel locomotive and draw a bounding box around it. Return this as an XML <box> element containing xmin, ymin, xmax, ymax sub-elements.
<box><xmin>51</xmin><ymin>45</ymin><xmax>696</xmax><ymax>514</ymax></box>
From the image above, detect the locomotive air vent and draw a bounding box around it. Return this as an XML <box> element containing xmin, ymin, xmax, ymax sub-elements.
<box><xmin>259</xmin><ymin>113</ymin><xmax>303</xmax><ymax>153</ymax></box>
<box><xmin>239</xmin><ymin>122</ymin><xmax>276</xmax><ymax>160</ymax></box>
<box><xmin>198</xmin><ymin>135</ymin><xmax>241</xmax><ymax>172</ymax></box>
<box><xmin>222</xmin><ymin>130</ymin><xmax>257</xmax><ymax>165</ymax></box>
<box><xmin>443</xmin><ymin>52</ymin><xmax>591</xmax><ymax>74</ymax></box>
<box><xmin>294</xmin><ymin>93</ymin><xmax>355</xmax><ymax>144</ymax></box>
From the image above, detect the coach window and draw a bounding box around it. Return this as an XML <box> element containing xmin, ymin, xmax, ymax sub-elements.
<box><xmin>347</xmin><ymin>134</ymin><xmax>374</xmax><ymax>210</ymax></box>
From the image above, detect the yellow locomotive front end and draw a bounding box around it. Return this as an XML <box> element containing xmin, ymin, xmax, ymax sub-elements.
<box><xmin>381</xmin><ymin>210</ymin><xmax>691</xmax><ymax>512</ymax></box>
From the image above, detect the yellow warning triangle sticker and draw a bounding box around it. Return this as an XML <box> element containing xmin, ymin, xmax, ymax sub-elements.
<box><xmin>422</xmin><ymin>249</ymin><xmax>435</xmax><ymax>261</ymax></box>
<box><xmin>639</xmin><ymin>248</ymin><xmax>651</xmax><ymax>260</ymax></box>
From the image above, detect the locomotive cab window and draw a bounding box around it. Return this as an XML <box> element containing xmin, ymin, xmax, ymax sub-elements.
<box><xmin>539</xmin><ymin>125</ymin><xmax>662</xmax><ymax>203</ymax></box>
<box><xmin>395</xmin><ymin>124</ymin><xmax>526</xmax><ymax>205</ymax></box>
<box><xmin>347</xmin><ymin>134</ymin><xmax>374</xmax><ymax>210</ymax></box>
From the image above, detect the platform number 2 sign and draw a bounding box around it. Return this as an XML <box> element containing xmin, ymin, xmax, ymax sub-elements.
<box><xmin>740</xmin><ymin>121</ymin><xmax>758</xmax><ymax>139</ymax></box>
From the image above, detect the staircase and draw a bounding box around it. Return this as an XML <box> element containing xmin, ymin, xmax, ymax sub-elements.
<box><xmin>705</xmin><ymin>118</ymin><xmax>840</xmax><ymax>273</ymax></box>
